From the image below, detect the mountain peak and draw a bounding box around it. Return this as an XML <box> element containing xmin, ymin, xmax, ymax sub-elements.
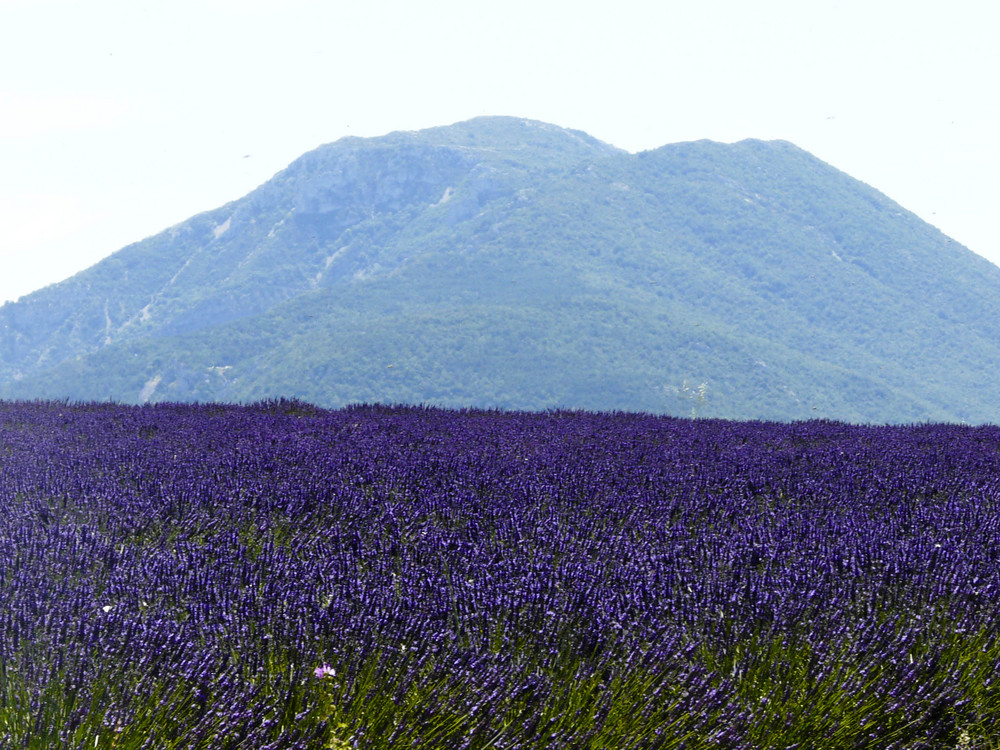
<box><xmin>291</xmin><ymin>116</ymin><xmax>624</xmax><ymax>177</ymax></box>
<box><xmin>2</xmin><ymin>119</ymin><xmax>998</xmax><ymax>424</ymax></box>
<box><xmin>414</xmin><ymin>115</ymin><xmax>623</xmax><ymax>154</ymax></box>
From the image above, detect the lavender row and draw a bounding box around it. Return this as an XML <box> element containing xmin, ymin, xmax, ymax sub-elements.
<box><xmin>1</xmin><ymin>400</ymin><xmax>999</xmax><ymax>747</ymax></box>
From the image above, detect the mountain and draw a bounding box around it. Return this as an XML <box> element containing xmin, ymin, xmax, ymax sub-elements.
<box><xmin>2</xmin><ymin>116</ymin><xmax>999</xmax><ymax>423</ymax></box>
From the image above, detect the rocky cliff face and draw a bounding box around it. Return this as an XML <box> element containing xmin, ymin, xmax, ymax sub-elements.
<box><xmin>289</xmin><ymin>143</ymin><xmax>471</xmax><ymax>217</ymax></box>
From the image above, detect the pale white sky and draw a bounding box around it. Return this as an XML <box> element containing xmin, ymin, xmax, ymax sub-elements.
<box><xmin>1</xmin><ymin>0</ymin><xmax>998</xmax><ymax>304</ymax></box>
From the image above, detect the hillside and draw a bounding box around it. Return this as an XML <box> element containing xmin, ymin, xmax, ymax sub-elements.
<box><xmin>2</xmin><ymin>116</ymin><xmax>999</xmax><ymax>423</ymax></box>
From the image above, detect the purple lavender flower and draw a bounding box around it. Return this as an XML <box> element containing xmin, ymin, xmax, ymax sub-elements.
<box><xmin>313</xmin><ymin>664</ymin><xmax>336</xmax><ymax>679</ymax></box>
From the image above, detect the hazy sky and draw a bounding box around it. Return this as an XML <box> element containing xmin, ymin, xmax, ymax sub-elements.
<box><xmin>2</xmin><ymin>0</ymin><xmax>998</xmax><ymax>304</ymax></box>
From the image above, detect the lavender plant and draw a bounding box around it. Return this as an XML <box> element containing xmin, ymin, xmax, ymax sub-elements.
<box><xmin>0</xmin><ymin>400</ymin><xmax>999</xmax><ymax>748</ymax></box>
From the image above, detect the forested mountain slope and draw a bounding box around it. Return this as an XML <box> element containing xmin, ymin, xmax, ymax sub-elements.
<box><xmin>2</xmin><ymin>116</ymin><xmax>998</xmax><ymax>423</ymax></box>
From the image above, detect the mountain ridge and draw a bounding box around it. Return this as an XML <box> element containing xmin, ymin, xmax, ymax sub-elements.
<box><xmin>2</xmin><ymin>116</ymin><xmax>998</xmax><ymax>423</ymax></box>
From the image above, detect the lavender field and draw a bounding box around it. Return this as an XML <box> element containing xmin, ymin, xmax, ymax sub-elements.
<box><xmin>2</xmin><ymin>400</ymin><xmax>1000</xmax><ymax>748</ymax></box>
